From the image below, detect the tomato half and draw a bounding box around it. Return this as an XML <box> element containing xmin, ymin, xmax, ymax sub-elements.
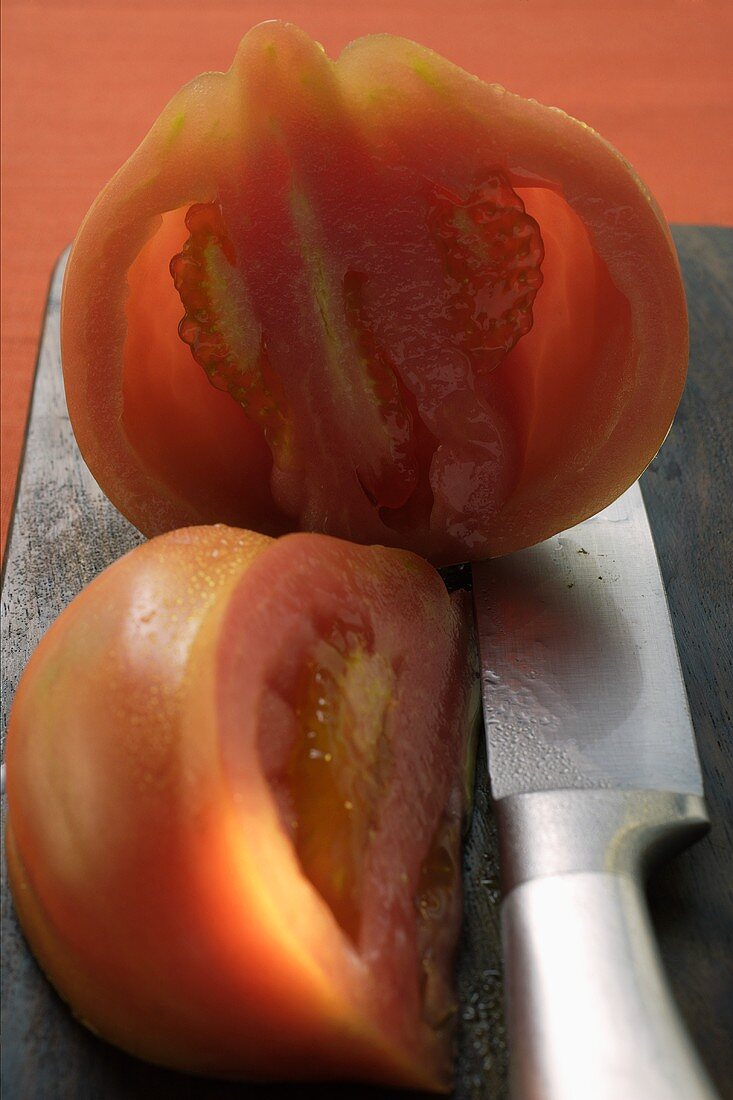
<box><xmin>5</xmin><ymin>526</ymin><xmax>477</xmax><ymax>1089</ymax></box>
<box><xmin>62</xmin><ymin>23</ymin><xmax>687</xmax><ymax>563</ymax></box>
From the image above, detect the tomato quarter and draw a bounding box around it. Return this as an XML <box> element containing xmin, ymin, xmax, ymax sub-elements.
<box><xmin>5</xmin><ymin>526</ymin><xmax>477</xmax><ymax>1089</ymax></box>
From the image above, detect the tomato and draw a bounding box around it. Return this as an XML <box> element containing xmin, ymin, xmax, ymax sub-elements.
<box><xmin>4</xmin><ymin>526</ymin><xmax>477</xmax><ymax>1089</ymax></box>
<box><xmin>62</xmin><ymin>23</ymin><xmax>687</xmax><ymax>563</ymax></box>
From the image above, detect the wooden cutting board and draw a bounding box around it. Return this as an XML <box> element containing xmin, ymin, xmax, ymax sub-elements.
<box><xmin>2</xmin><ymin>227</ymin><xmax>731</xmax><ymax>1100</ymax></box>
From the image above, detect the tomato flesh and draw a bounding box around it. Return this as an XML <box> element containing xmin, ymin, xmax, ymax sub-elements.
<box><xmin>260</xmin><ymin>607</ymin><xmax>466</xmax><ymax>1041</ymax></box>
<box><xmin>122</xmin><ymin>209</ymin><xmax>289</xmax><ymax>535</ymax></box>
<box><xmin>423</xmin><ymin>176</ymin><xmax>544</xmax><ymax>372</ymax></box>
<box><xmin>415</xmin><ymin>810</ymin><xmax>462</xmax><ymax>1029</ymax></box>
<box><xmin>171</xmin><ymin>202</ymin><xmax>293</xmax><ymax>460</ymax></box>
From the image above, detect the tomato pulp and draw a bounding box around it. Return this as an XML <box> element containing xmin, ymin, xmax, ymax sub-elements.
<box><xmin>62</xmin><ymin>23</ymin><xmax>687</xmax><ymax>564</ymax></box>
<box><xmin>5</xmin><ymin>526</ymin><xmax>477</xmax><ymax>1088</ymax></box>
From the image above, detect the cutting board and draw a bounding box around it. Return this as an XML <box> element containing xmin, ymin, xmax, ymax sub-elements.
<box><xmin>2</xmin><ymin>226</ymin><xmax>731</xmax><ymax>1100</ymax></box>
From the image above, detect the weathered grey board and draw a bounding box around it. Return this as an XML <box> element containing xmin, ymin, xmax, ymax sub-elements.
<box><xmin>1</xmin><ymin>226</ymin><xmax>732</xmax><ymax>1099</ymax></box>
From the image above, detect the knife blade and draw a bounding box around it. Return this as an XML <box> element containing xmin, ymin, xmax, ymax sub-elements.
<box><xmin>472</xmin><ymin>481</ymin><xmax>718</xmax><ymax>1100</ymax></box>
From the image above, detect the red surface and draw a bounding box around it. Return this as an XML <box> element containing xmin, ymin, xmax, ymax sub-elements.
<box><xmin>2</xmin><ymin>0</ymin><xmax>732</xmax><ymax>559</ymax></box>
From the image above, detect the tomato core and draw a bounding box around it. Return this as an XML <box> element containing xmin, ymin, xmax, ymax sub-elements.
<box><xmin>284</xmin><ymin>620</ymin><xmax>394</xmax><ymax>944</ymax></box>
<box><xmin>170</xmin><ymin>172</ymin><xmax>543</xmax><ymax>523</ymax></box>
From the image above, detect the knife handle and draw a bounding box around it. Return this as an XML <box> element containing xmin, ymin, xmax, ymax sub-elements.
<box><xmin>495</xmin><ymin>789</ymin><xmax>718</xmax><ymax>1100</ymax></box>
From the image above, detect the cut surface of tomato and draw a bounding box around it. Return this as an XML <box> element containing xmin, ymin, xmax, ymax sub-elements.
<box><xmin>62</xmin><ymin>23</ymin><xmax>687</xmax><ymax>561</ymax></box>
<box><xmin>5</xmin><ymin>526</ymin><xmax>477</xmax><ymax>1089</ymax></box>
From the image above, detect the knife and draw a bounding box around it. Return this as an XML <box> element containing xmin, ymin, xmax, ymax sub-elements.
<box><xmin>472</xmin><ymin>481</ymin><xmax>719</xmax><ymax>1100</ymax></box>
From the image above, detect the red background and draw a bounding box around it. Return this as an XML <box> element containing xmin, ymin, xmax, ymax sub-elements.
<box><xmin>2</xmin><ymin>0</ymin><xmax>732</xmax><ymax>558</ymax></box>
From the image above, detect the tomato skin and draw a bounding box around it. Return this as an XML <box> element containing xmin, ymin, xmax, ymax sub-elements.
<box><xmin>62</xmin><ymin>23</ymin><xmax>686</xmax><ymax>562</ymax></box>
<box><xmin>5</xmin><ymin>526</ymin><xmax>475</xmax><ymax>1089</ymax></box>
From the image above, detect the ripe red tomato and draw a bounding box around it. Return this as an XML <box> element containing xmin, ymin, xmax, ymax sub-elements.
<box><xmin>5</xmin><ymin>526</ymin><xmax>477</xmax><ymax>1089</ymax></box>
<box><xmin>61</xmin><ymin>22</ymin><xmax>687</xmax><ymax>565</ymax></box>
